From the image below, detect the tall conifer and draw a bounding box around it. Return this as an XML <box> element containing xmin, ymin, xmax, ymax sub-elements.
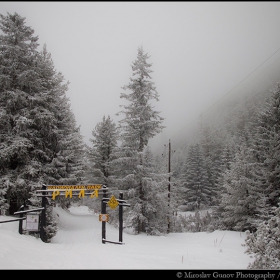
<box><xmin>115</xmin><ymin>46</ymin><xmax>165</xmax><ymax>234</ymax></box>
<box><xmin>0</xmin><ymin>12</ymin><xmax>86</xmax><ymax>240</ymax></box>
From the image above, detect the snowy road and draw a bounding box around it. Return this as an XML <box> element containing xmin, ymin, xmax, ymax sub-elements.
<box><xmin>0</xmin><ymin>205</ymin><xmax>252</xmax><ymax>269</ymax></box>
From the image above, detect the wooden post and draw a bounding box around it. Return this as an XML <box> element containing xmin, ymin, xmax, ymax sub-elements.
<box><xmin>119</xmin><ymin>192</ymin><xmax>123</xmax><ymax>243</ymax></box>
<box><xmin>40</xmin><ymin>184</ymin><xmax>47</xmax><ymax>242</ymax></box>
<box><xmin>18</xmin><ymin>205</ymin><xmax>24</xmax><ymax>234</ymax></box>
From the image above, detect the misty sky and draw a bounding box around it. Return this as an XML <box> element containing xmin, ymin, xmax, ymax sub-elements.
<box><xmin>2</xmin><ymin>2</ymin><xmax>280</xmax><ymax>152</ymax></box>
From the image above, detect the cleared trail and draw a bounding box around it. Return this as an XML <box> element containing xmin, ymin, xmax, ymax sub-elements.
<box><xmin>0</xmin><ymin>205</ymin><xmax>252</xmax><ymax>269</ymax></box>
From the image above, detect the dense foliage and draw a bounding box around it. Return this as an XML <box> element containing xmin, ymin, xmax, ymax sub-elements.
<box><xmin>244</xmin><ymin>204</ymin><xmax>280</xmax><ymax>269</ymax></box>
<box><xmin>0</xmin><ymin>12</ymin><xmax>86</xmax><ymax>241</ymax></box>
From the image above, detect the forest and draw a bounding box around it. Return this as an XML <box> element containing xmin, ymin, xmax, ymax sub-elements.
<box><xmin>0</xmin><ymin>12</ymin><xmax>279</xmax><ymax>269</ymax></box>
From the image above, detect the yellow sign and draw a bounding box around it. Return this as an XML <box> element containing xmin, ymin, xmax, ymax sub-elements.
<box><xmin>107</xmin><ymin>195</ymin><xmax>119</xmax><ymax>209</ymax></box>
<box><xmin>90</xmin><ymin>189</ymin><xmax>98</xmax><ymax>198</ymax></box>
<box><xmin>47</xmin><ymin>185</ymin><xmax>102</xmax><ymax>190</ymax></box>
<box><xmin>45</xmin><ymin>185</ymin><xmax>102</xmax><ymax>200</ymax></box>
<box><xmin>51</xmin><ymin>189</ymin><xmax>98</xmax><ymax>200</ymax></box>
<box><xmin>99</xmin><ymin>214</ymin><xmax>109</xmax><ymax>222</ymax></box>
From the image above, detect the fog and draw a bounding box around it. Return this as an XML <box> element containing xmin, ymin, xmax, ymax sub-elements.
<box><xmin>2</xmin><ymin>2</ymin><xmax>280</xmax><ymax>153</ymax></box>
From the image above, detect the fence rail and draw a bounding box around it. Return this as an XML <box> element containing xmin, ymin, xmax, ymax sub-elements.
<box><xmin>0</xmin><ymin>217</ymin><xmax>26</xmax><ymax>223</ymax></box>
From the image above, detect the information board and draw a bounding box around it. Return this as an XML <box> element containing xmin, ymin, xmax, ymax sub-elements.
<box><xmin>26</xmin><ymin>214</ymin><xmax>39</xmax><ymax>231</ymax></box>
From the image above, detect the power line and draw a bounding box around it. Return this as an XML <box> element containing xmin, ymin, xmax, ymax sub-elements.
<box><xmin>197</xmin><ymin>46</ymin><xmax>280</xmax><ymax>117</ymax></box>
<box><xmin>155</xmin><ymin>45</ymin><xmax>280</xmax><ymax>154</ymax></box>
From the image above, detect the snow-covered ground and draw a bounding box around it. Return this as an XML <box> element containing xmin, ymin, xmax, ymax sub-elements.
<box><xmin>0</xmin><ymin>205</ymin><xmax>253</xmax><ymax>269</ymax></box>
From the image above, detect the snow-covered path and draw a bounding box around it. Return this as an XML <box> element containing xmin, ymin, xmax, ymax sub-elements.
<box><xmin>0</xmin><ymin>205</ymin><xmax>252</xmax><ymax>269</ymax></box>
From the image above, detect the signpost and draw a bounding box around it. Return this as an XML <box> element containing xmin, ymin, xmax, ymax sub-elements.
<box><xmin>100</xmin><ymin>189</ymin><xmax>130</xmax><ymax>245</ymax></box>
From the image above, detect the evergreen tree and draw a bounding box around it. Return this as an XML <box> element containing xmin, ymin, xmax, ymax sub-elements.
<box><xmin>209</xmin><ymin>103</ymin><xmax>265</xmax><ymax>232</ymax></box>
<box><xmin>38</xmin><ymin>45</ymin><xmax>86</xmax><ymax>188</ymax></box>
<box><xmin>115</xmin><ymin>46</ymin><xmax>165</xmax><ymax>234</ymax></box>
<box><xmin>244</xmin><ymin>203</ymin><xmax>280</xmax><ymax>269</ymax></box>
<box><xmin>252</xmin><ymin>83</ymin><xmax>280</xmax><ymax>213</ymax></box>
<box><xmin>180</xmin><ymin>143</ymin><xmax>210</xmax><ymax>211</ymax></box>
<box><xmin>139</xmin><ymin>146</ymin><xmax>169</xmax><ymax>235</ymax></box>
<box><xmin>176</xmin><ymin>154</ymin><xmax>190</xmax><ymax>210</ymax></box>
<box><xmin>219</xmin><ymin>145</ymin><xmax>259</xmax><ymax>231</ymax></box>
<box><xmin>0</xmin><ymin>12</ymin><xmax>41</xmax><ymax>213</ymax></box>
<box><xmin>88</xmin><ymin>115</ymin><xmax>119</xmax><ymax>187</ymax></box>
<box><xmin>231</xmin><ymin>82</ymin><xmax>280</xmax><ymax>240</ymax></box>
<box><xmin>209</xmin><ymin>141</ymin><xmax>236</xmax><ymax>230</ymax></box>
<box><xmin>0</xmin><ymin>12</ymin><xmax>86</xmax><ymax>240</ymax></box>
<box><xmin>199</xmin><ymin>124</ymin><xmax>223</xmax><ymax>207</ymax></box>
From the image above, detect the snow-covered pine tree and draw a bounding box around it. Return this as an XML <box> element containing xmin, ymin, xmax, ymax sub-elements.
<box><xmin>0</xmin><ymin>12</ymin><xmax>86</xmax><ymax>240</ymax></box>
<box><xmin>0</xmin><ymin>12</ymin><xmax>41</xmax><ymax>214</ymax></box>
<box><xmin>199</xmin><ymin>124</ymin><xmax>223</xmax><ymax>207</ymax></box>
<box><xmin>234</xmin><ymin>82</ymin><xmax>280</xmax><ymax>249</ymax></box>
<box><xmin>140</xmin><ymin>146</ymin><xmax>169</xmax><ymax>235</ymax></box>
<box><xmin>88</xmin><ymin>115</ymin><xmax>119</xmax><ymax>186</ymax></box>
<box><xmin>37</xmin><ymin>45</ymin><xmax>86</xmax><ymax>189</ymax></box>
<box><xmin>251</xmin><ymin>83</ymin><xmax>280</xmax><ymax>216</ymax></box>
<box><xmin>244</xmin><ymin>202</ymin><xmax>280</xmax><ymax>269</ymax></box>
<box><xmin>218</xmin><ymin>139</ymin><xmax>260</xmax><ymax>232</ymax></box>
<box><xmin>176</xmin><ymin>154</ymin><xmax>190</xmax><ymax>210</ymax></box>
<box><xmin>209</xmin><ymin>140</ymin><xmax>236</xmax><ymax>231</ymax></box>
<box><xmin>115</xmin><ymin>46</ymin><xmax>165</xmax><ymax>234</ymax></box>
<box><xmin>180</xmin><ymin>143</ymin><xmax>211</xmax><ymax>211</ymax></box>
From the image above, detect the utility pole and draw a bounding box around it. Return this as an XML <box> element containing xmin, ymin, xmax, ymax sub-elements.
<box><xmin>167</xmin><ymin>139</ymin><xmax>171</xmax><ymax>233</ymax></box>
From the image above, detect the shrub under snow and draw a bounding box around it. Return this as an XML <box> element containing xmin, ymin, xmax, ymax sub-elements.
<box><xmin>244</xmin><ymin>205</ymin><xmax>280</xmax><ymax>269</ymax></box>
